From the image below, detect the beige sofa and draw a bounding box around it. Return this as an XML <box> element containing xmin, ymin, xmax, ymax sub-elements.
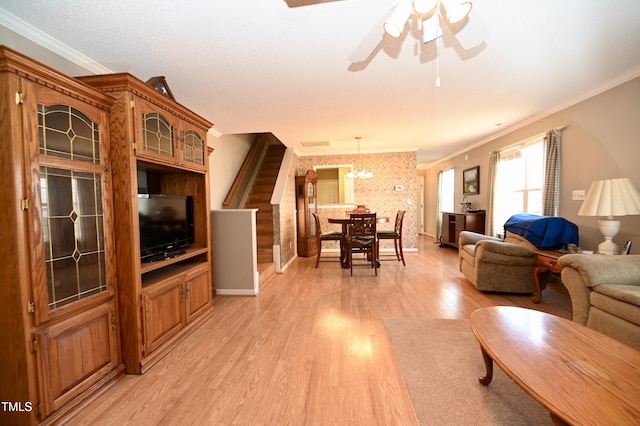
<box><xmin>458</xmin><ymin>231</ymin><xmax>538</xmax><ymax>293</ymax></box>
<box><xmin>559</xmin><ymin>254</ymin><xmax>640</xmax><ymax>351</ymax></box>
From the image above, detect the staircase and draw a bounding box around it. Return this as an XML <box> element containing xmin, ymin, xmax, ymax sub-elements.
<box><xmin>244</xmin><ymin>143</ymin><xmax>287</xmax><ymax>265</ymax></box>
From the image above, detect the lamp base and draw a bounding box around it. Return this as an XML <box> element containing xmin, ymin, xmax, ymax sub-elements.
<box><xmin>597</xmin><ymin>238</ymin><xmax>620</xmax><ymax>255</ymax></box>
<box><xmin>597</xmin><ymin>219</ymin><xmax>621</xmax><ymax>255</ymax></box>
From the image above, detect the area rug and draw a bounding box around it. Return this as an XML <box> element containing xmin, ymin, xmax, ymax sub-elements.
<box><xmin>383</xmin><ymin>318</ymin><xmax>552</xmax><ymax>425</ymax></box>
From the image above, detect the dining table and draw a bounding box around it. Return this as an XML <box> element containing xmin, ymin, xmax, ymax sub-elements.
<box><xmin>327</xmin><ymin>215</ymin><xmax>389</xmax><ymax>269</ymax></box>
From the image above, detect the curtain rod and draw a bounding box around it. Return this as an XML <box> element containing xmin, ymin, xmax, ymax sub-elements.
<box><xmin>489</xmin><ymin>125</ymin><xmax>566</xmax><ymax>155</ymax></box>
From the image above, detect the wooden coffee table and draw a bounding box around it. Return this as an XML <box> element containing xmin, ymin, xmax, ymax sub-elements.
<box><xmin>470</xmin><ymin>306</ymin><xmax>640</xmax><ymax>425</ymax></box>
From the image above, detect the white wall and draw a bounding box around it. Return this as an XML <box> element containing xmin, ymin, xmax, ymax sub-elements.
<box><xmin>208</xmin><ymin>133</ymin><xmax>253</xmax><ymax>209</ymax></box>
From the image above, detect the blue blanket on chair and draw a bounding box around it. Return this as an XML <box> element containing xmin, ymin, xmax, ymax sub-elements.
<box><xmin>504</xmin><ymin>213</ymin><xmax>579</xmax><ymax>250</ymax></box>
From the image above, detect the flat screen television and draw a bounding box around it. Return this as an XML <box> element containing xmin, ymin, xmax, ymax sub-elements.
<box><xmin>138</xmin><ymin>194</ymin><xmax>194</xmax><ymax>262</ymax></box>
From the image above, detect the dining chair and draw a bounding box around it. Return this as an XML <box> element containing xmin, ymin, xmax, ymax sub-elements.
<box><xmin>347</xmin><ymin>213</ymin><xmax>377</xmax><ymax>276</ymax></box>
<box><xmin>377</xmin><ymin>210</ymin><xmax>406</xmax><ymax>265</ymax></box>
<box><xmin>312</xmin><ymin>213</ymin><xmax>344</xmax><ymax>268</ymax></box>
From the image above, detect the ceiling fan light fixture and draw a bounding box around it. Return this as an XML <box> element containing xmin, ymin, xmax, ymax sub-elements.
<box><xmin>421</xmin><ymin>13</ymin><xmax>442</xmax><ymax>44</ymax></box>
<box><xmin>412</xmin><ymin>0</ymin><xmax>438</xmax><ymax>14</ymax></box>
<box><xmin>383</xmin><ymin>1</ymin><xmax>413</xmax><ymax>38</ymax></box>
<box><xmin>441</xmin><ymin>0</ymin><xmax>472</xmax><ymax>24</ymax></box>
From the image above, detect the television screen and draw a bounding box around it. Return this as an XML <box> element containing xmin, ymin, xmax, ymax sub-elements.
<box><xmin>138</xmin><ymin>194</ymin><xmax>194</xmax><ymax>261</ymax></box>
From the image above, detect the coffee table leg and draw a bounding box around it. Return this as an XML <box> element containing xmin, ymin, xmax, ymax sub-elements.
<box><xmin>478</xmin><ymin>346</ymin><xmax>494</xmax><ymax>385</ymax></box>
<box><xmin>533</xmin><ymin>266</ymin><xmax>543</xmax><ymax>303</ymax></box>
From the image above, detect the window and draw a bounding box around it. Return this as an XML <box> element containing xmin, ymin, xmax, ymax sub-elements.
<box><xmin>436</xmin><ymin>168</ymin><xmax>455</xmax><ymax>241</ymax></box>
<box><xmin>493</xmin><ymin>140</ymin><xmax>544</xmax><ymax>235</ymax></box>
<box><xmin>440</xmin><ymin>168</ymin><xmax>455</xmax><ymax>213</ymax></box>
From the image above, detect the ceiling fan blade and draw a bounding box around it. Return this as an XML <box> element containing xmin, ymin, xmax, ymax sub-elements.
<box><xmin>348</xmin><ymin>6</ymin><xmax>395</xmax><ymax>63</ymax></box>
<box><xmin>449</xmin><ymin>8</ymin><xmax>488</xmax><ymax>50</ymax></box>
<box><xmin>284</xmin><ymin>0</ymin><xmax>344</xmax><ymax>7</ymax></box>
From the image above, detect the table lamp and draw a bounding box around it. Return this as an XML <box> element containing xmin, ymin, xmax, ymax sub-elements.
<box><xmin>578</xmin><ymin>177</ymin><xmax>640</xmax><ymax>254</ymax></box>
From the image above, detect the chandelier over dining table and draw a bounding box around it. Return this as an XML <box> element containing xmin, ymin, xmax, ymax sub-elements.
<box><xmin>346</xmin><ymin>137</ymin><xmax>374</xmax><ymax>179</ymax></box>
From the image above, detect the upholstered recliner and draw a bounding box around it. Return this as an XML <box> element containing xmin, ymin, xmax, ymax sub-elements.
<box><xmin>559</xmin><ymin>254</ymin><xmax>640</xmax><ymax>351</ymax></box>
<box><xmin>458</xmin><ymin>231</ymin><xmax>538</xmax><ymax>293</ymax></box>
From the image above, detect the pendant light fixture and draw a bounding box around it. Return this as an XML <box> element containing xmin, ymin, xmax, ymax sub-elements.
<box><xmin>346</xmin><ymin>137</ymin><xmax>374</xmax><ymax>179</ymax></box>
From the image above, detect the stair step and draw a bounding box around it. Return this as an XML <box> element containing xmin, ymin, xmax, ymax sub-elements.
<box><xmin>254</xmin><ymin>176</ymin><xmax>277</xmax><ymax>186</ymax></box>
<box><xmin>257</xmin><ymin>262</ymin><xmax>276</xmax><ymax>287</ymax></box>
<box><xmin>249</xmin><ymin>193</ymin><xmax>272</xmax><ymax>203</ymax></box>
<box><xmin>257</xmin><ymin>248</ymin><xmax>273</xmax><ymax>263</ymax></box>
<box><xmin>252</xmin><ymin>183</ymin><xmax>275</xmax><ymax>193</ymax></box>
<box><xmin>256</xmin><ymin>237</ymin><xmax>274</xmax><ymax>246</ymax></box>
<box><xmin>245</xmin><ymin>203</ymin><xmax>272</xmax><ymax>213</ymax></box>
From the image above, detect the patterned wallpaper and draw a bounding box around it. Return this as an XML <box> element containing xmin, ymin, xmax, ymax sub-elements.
<box><xmin>295</xmin><ymin>151</ymin><xmax>417</xmax><ymax>252</ymax></box>
<box><xmin>274</xmin><ymin>156</ymin><xmax>298</xmax><ymax>268</ymax></box>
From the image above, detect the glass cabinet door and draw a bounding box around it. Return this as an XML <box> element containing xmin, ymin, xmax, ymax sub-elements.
<box><xmin>142</xmin><ymin>111</ymin><xmax>174</xmax><ymax>158</ymax></box>
<box><xmin>181</xmin><ymin>129</ymin><xmax>205</xmax><ymax>167</ymax></box>
<box><xmin>37</xmin><ymin>103</ymin><xmax>111</xmax><ymax>318</ymax></box>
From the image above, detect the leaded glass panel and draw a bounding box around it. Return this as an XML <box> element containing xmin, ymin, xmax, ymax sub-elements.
<box><xmin>38</xmin><ymin>105</ymin><xmax>100</xmax><ymax>163</ymax></box>
<box><xmin>41</xmin><ymin>166</ymin><xmax>106</xmax><ymax>310</ymax></box>
<box><xmin>182</xmin><ymin>130</ymin><xmax>204</xmax><ymax>165</ymax></box>
<box><xmin>143</xmin><ymin>112</ymin><xmax>174</xmax><ymax>156</ymax></box>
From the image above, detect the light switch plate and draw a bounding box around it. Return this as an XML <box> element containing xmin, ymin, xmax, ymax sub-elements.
<box><xmin>572</xmin><ymin>190</ymin><xmax>586</xmax><ymax>200</ymax></box>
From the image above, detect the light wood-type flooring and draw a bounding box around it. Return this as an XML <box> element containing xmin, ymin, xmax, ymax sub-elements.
<box><xmin>69</xmin><ymin>235</ymin><xmax>571</xmax><ymax>425</ymax></box>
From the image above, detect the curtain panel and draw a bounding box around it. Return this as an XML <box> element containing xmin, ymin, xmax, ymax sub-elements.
<box><xmin>542</xmin><ymin>129</ymin><xmax>561</xmax><ymax>216</ymax></box>
<box><xmin>487</xmin><ymin>150</ymin><xmax>500</xmax><ymax>237</ymax></box>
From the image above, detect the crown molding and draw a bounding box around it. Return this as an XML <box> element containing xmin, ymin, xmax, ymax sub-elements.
<box><xmin>425</xmin><ymin>66</ymin><xmax>640</xmax><ymax>170</ymax></box>
<box><xmin>0</xmin><ymin>7</ymin><xmax>113</xmax><ymax>74</ymax></box>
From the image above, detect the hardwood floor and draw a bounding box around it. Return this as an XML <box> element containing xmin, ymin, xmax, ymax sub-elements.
<box><xmin>68</xmin><ymin>235</ymin><xmax>571</xmax><ymax>425</ymax></box>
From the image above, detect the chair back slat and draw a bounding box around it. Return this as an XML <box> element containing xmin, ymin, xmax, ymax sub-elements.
<box><xmin>395</xmin><ymin>210</ymin><xmax>406</xmax><ymax>233</ymax></box>
<box><xmin>312</xmin><ymin>212</ymin><xmax>322</xmax><ymax>237</ymax></box>
<box><xmin>348</xmin><ymin>213</ymin><xmax>377</xmax><ymax>237</ymax></box>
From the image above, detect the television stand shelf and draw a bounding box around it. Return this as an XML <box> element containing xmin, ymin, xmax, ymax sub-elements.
<box><xmin>140</xmin><ymin>247</ymin><xmax>209</xmax><ymax>275</ymax></box>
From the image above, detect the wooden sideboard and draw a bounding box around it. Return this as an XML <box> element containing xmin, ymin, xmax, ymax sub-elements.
<box><xmin>441</xmin><ymin>211</ymin><xmax>486</xmax><ymax>248</ymax></box>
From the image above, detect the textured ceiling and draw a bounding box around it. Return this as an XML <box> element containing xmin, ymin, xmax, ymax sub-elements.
<box><xmin>2</xmin><ymin>0</ymin><xmax>640</xmax><ymax>166</ymax></box>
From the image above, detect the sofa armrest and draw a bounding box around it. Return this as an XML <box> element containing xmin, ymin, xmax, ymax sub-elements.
<box><xmin>477</xmin><ymin>240</ymin><xmax>534</xmax><ymax>258</ymax></box>
<box><xmin>558</xmin><ymin>254</ymin><xmax>640</xmax><ymax>287</ymax></box>
<box><xmin>459</xmin><ymin>231</ymin><xmax>501</xmax><ymax>247</ymax></box>
<box><xmin>559</xmin><ymin>254</ymin><xmax>640</xmax><ymax>325</ymax></box>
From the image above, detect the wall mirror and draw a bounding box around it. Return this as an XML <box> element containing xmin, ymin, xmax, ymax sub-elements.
<box><xmin>314</xmin><ymin>165</ymin><xmax>355</xmax><ymax>206</ymax></box>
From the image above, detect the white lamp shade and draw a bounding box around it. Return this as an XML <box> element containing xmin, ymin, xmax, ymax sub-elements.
<box><xmin>441</xmin><ymin>0</ymin><xmax>473</xmax><ymax>24</ymax></box>
<box><xmin>413</xmin><ymin>0</ymin><xmax>438</xmax><ymax>14</ymax></box>
<box><xmin>384</xmin><ymin>1</ymin><xmax>413</xmax><ymax>38</ymax></box>
<box><xmin>578</xmin><ymin>178</ymin><xmax>640</xmax><ymax>217</ymax></box>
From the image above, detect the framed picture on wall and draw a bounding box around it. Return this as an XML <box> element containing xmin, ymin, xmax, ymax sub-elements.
<box><xmin>463</xmin><ymin>166</ymin><xmax>480</xmax><ymax>195</ymax></box>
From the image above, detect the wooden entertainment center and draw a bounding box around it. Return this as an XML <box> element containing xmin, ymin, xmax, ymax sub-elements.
<box><xmin>0</xmin><ymin>46</ymin><xmax>214</xmax><ymax>424</ymax></box>
<box><xmin>77</xmin><ymin>73</ymin><xmax>214</xmax><ymax>375</ymax></box>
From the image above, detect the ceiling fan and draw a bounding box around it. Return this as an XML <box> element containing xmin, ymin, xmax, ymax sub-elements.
<box><xmin>348</xmin><ymin>0</ymin><xmax>488</xmax><ymax>63</ymax></box>
<box><xmin>283</xmin><ymin>0</ymin><xmax>344</xmax><ymax>7</ymax></box>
